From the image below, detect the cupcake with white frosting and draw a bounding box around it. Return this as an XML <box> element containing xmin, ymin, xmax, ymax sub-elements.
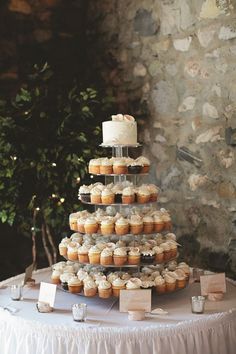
<box><xmin>68</xmin><ymin>276</ymin><xmax>83</xmax><ymax>293</ymax></box>
<box><xmin>115</xmin><ymin>217</ymin><xmax>129</xmax><ymax>235</ymax></box>
<box><xmin>113</xmin><ymin>247</ymin><xmax>127</xmax><ymax>266</ymax></box>
<box><xmin>101</xmin><ymin>188</ymin><xmax>115</xmax><ymax>204</ymax></box>
<box><xmin>112</xmin><ymin>277</ymin><xmax>126</xmax><ymax>297</ymax></box>
<box><xmin>128</xmin><ymin>247</ymin><xmax>140</xmax><ymax>265</ymax></box>
<box><xmin>83</xmin><ymin>279</ymin><xmax>97</xmax><ymax>297</ymax></box>
<box><xmin>100</xmin><ymin>248</ymin><xmax>113</xmax><ymax>266</ymax></box>
<box><xmin>100</xmin><ymin>158</ymin><xmax>113</xmax><ymax>174</ymax></box>
<box><xmin>98</xmin><ymin>280</ymin><xmax>112</xmax><ymax>298</ymax></box>
<box><xmin>122</xmin><ymin>187</ymin><xmax>135</xmax><ymax>204</ymax></box>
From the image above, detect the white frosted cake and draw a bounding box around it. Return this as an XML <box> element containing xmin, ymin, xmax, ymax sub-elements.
<box><xmin>102</xmin><ymin>114</ymin><xmax>137</xmax><ymax>145</ymax></box>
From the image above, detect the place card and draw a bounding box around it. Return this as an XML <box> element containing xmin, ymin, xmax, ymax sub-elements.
<box><xmin>38</xmin><ymin>282</ymin><xmax>57</xmax><ymax>308</ymax></box>
<box><xmin>119</xmin><ymin>289</ymin><xmax>151</xmax><ymax>313</ymax></box>
<box><xmin>23</xmin><ymin>263</ymin><xmax>35</xmax><ymax>285</ymax></box>
<box><xmin>200</xmin><ymin>273</ymin><xmax>226</xmax><ymax>296</ymax></box>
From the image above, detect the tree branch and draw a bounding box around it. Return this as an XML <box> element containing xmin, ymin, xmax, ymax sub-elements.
<box><xmin>45</xmin><ymin>222</ymin><xmax>58</xmax><ymax>264</ymax></box>
<box><xmin>41</xmin><ymin>222</ymin><xmax>53</xmax><ymax>266</ymax></box>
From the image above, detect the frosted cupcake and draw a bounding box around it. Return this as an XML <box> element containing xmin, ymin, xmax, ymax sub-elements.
<box><xmin>176</xmin><ymin>262</ymin><xmax>190</xmax><ymax>280</ymax></box>
<box><xmin>127</xmin><ymin>161</ymin><xmax>142</xmax><ymax>174</ymax></box>
<box><xmin>128</xmin><ymin>247</ymin><xmax>140</xmax><ymax>265</ymax></box>
<box><xmin>112</xmin><ymin>277</ymin><xmax>126</xmax><ymax>297</ymax></box>
<box><xmin>141</xmin><ymin>250</ymin><xmax>155</xmax><ymax>264</ymax></box>
<box><xmin>100</xmin><ymin>248</ymin><xmax>113</xmax><ymax>265</ymax></box>
<box><xmin>90</xmin><ymin>187</ymin><xmax>102</xmax><ymax>204</ymax></box>
<box><xmin>122</xmin><ymin>187</ymin><xmax>135</xmax><ymax>204</ymax></box>
<box><xmin>83</xmin><ymin>279</ymin><xmax>97</xmax><ymax>297</ymax></box>
<box><xmin>153</xmin><ymin>246</ymin><xmax>164</xmax><ymax>264</ymax></box>
<box><xmin>135</xmin><ymin>156</ymin><xmax>150</xmax><ymax>173</ymax></box>
<box><xmin>51</xmin><ymin>269</ymin><xmax>62</xmax><ymax>284</ymax></box>
<box><xmin>129</xmin><ymin>215</ymin><xmax>143</xmax><ymax>234</ymax></box>
<box><xmin>88</xmin><ymin>158</ymin><xmax>100</xmax><ymax>174</ymax></box>
<box><xmin>68</xmin><ymin>276</ymin><xmax>83</xmax><ymax>293</ymax></box>
<box><xmin>115</xmin><ymin>217</ymin><xmax>129</xmax><ymax>235</ymax></box>
<box><xmin>98</xmin><ymin>280</ymin><xmax>112</xmax><ymax>298</ymax></box>
<box><xmin>79</xmin><ymin>185</ymin><xmax>91</xmax><ymax>202</ymax></box>
<box><xmin>161</xmin><ymin>242</ymin><xmax>172</xmax><ymax>261</ymax></box>
<box><xmin>77</xmin><ymin>244</ymin><xmax>91</xmax><ymax>263</ymax></box>
<box><xmin>88</xmin><ymin>245</ymin><xmax>101</xmax><ymax>264</ymax></box>
<box><xmin>169</xmin><ymin>241</ymin><xmax>178</xmax><ymax>258</ymax></box>
<box><xmin>161</xmin><ymin>209</ymin><xmax>172</xmax><ymax>230</ymax></box>
<box><xmin>174</xmin><ymin>269</ymin><xmax>186</xmax><ymax>289</ymax></box>
<box><xmin>69</xmin><ymin>212</ymin><xmax>79</xmax><ymax>231</ymax></box>
<box><xmin>100</xmin><ymin>218</ymin><xmax>115</xmax><ymax>235</ymax></box>
<box><xmin>60</xmin><ymin>273</ymin><xmax>74</xmax><ymax>290</ymax></box>
<box><xmin>101</xmin><ymin>188</ymin><xmax>115</xmax><ymax>204</ymax></box>
<box><xmin>59</xmin><ymin>240</ymin><xmax>69</xmax><ymax>257</ymax></box>
<box><xmin>84</xmin><ymin>218</ymin><xmax>98</xmax><ymax>234</ymax></box>
<box><xmin>113</xmin><ymin>247</ymin><xmax>127</xmax><ymax>266</ymax></box>
<box><xmin>154</xmin><ymin>276</ymin><xmax>166</xmax><ymax>294</ymax></box>
<box><xmin>77</xmin><ymin>217</ymin><xmax>86</xmax><ymax>233</ymax></box>
<box><xmin>153</xmin><ymin>213</ymin><xmax>165</xmax><ymax>232</ymax></box>
<box><xmin>113</xmin><ymin>158</ymin><xmax>128</xmax><ymax>174</ymax></box>
<box><xmin>126</xmin><ymin>278</ymin><xmax>142</xmax><ymax>290</ymax></box>
<box><xmin>100</xmin><ymin>158</ymin><xmax>113</xmax><ymax>174</ymax></box>
<box><xmin>164</xmin><ymin>273</ymin><xmax>176</xmax><ymax>292</ymax></box>
<box><xmin>143</xmin><ymin>215</ymin><xmax>154</xmax><ymax>234</ymax></box>
<box><xmin>147</xmin><ymin>184</ymin><xmax>159</xmax><ymax>202</ymax></box>
<box><xmin>67</xmin><ymin>242</ymin><xmax>79</xmax><ymax>261</ymax></box>
<box><xmin>136</xmin><ymin>186</ymin><xmax>150</xmax><ymax>203</ymax></box>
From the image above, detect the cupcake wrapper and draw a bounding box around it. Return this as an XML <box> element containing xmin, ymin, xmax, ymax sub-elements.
<box><xmin>100</xmin><ymin>256</ymin><xmax>113</xmax><ymax>265</ymax></box>
<box><xmin>113</xmin><ymin>256</ymin><xmax>127</xmax><ymax>266</ymax></box>
<box><xmin>112</xmin><ymin>286</ymin><xmax>126</xmax><ymax>297</ymax></box>
<box><xmin>84</xmin><ymin>225</ymin><xmax>98</xmax><ymax>234</ymax></box>
<box><xmin>155</xmin><ymin>253</ymin><xmax>164</xmax><ymax>264</ymax></box>
<box><xmin>101</xmin><ymin>195</ymin><xmax>115</xmax><ymax>204</ymax></box>
<box><xmin>122</xmin><ymin>195</ymin><xmax>135</xmax><ymax>204</ymax></box>
<box><xmin>137</xmin><ymin>195</ymin><xmax>150</xmax><ymax>204</ymax></box>
<box><xmin>89</xmin><ymin>166</ymin><xmax>100</xmax><ymax>174</ymax></box>
<box><xmin>128</xmin><ymin>256</ymin><xmax>140</xmax><ymax>265</ymax></box>
<box><xmin>141</xmin><ymin>165</ymin><xmax>149</xmax><ymax>173</ymax></box>
<box><xmin>166</xmin><ymin>282</ymin><xmax>176</xmax><ymax>292</ymax></box>
<box><xmin>143</xmin><ymin>224</ymin><xmax>154</xmax><ymax>234</ymax></box>
<box><xmin>84</xmin><ymin>288</ymin><xmax>97</xmax><ymax>297</ymax></box>
<box><xmin>130</xmin><ymin>225</ymin><xmax>143</xmax><ymax>235</ymax></box>
<box><xmin>67</xmin><ymin>253</ymin><xmax>78</xmax><ymax>261</ymax></box>
<box><xmin>69</xmin><ymin>223</ymin><xmax>78</xmax><ymax>232</ymax></box>
<box><xmin>68</xmin><ymin>285</ymin><xmax>83</xmax><ymax>293</ymax></box>
<box><xmin>115</xmin><ymin>225</ymin><xmax>129</xmax><ymax>235</ymax></box>
<box><xmin>113</xmin><ymin>166</ymin><xmax>128</xmax><ymax>175</ymax></box>
<box><xmin>100</xmin><ymin>166</ymin><xmax>113</xmax><ymax>174</ymax></box>
<box><xmin>154</xmin><ymin>222</ymin><xmax>164</xmax><ymax>232</ymax></box>
<box><xmin>98</xmin><ymin>288</ymin><xmax>112</xmax><ymax>298</ymax></box>
<box><xmin>77</xmin><ymin>225</ymin><xmax>85</xmax><ymax>233</ymax></box>
<box><xmin>155</xmin><ymin>284</ymin><xmax>166</xmax><ymax>294</ymax></box>
<box><xmin>177</xmin><ymin>279</ymin><xmax>186</xmax><ymax>289</ymax></box>
<box><xmin>89</xmin><ymin>254</ymin><xmax>101</xmax><ymax>264</ymax></box>
<box><xmin>90</xmin><ymin>195</ymin><xmax>102</xmax><ymax>204</ymax></box>
<box><xmin>78</xmin><ymin>254</ymin><xmax>89</xmax><ymax>263</ymax></box>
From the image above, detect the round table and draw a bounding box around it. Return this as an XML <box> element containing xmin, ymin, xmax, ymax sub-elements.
<box><xmin>0</xmin><ymin>268</ymin><xmax>236</xmax><ymax>354</ymax></box>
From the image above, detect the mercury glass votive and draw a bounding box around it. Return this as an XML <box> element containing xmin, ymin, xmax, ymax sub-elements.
<box><xmin>191</xmin><ymin>296</ymin><xmax>205</xmax><ymax>314</ymax></box>
<box><xmin>72</xmin><ymin>303</ymin><xmax>87</xmax><ymax>322</ymax></box>
<box><xmin>10</xmin><ymin>284</ymin><xmax>22</xmax><ymax>301</ymax></box>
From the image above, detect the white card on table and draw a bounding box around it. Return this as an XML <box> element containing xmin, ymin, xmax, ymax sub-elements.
<box><xmin>200</xmin><ymin>273</ymin><xmax>226</xmax><ymax>296</ymax></box>
<box><xmin>119</xmin><ymin>289</ymin><xmax>151</xmax><ymax>313</ymax></box>
<box><xmin>38</xmin><ymin>282</ymin><xmax>57</xmax><ymax>307</ymax></box>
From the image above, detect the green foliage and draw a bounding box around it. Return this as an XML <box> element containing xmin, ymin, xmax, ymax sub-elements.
<box><xmin>0</xmin><ymin>63</ymin><xmax>113</xmax><ymax>237</ymax></box>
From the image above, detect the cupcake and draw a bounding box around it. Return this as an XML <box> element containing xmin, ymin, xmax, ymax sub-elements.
<box><xmin>127</xmin><ymin>161</ymin><xmax>142</xmax><ymax>174</ymax></box>
<box><xmin>161</xmin><ymin>209</ymin><xmax>172</xmax><ymax>230</ymax></box>
<box><xmin>115</xmin><ymin>218</ymin><xmax>129</xmax><ymax>235</ymax></box>
<box><xmin>141</xmin><ymin>250</ymin><xmax>155</xmax><ymax>264</ymax></box>
<box><xmin>154</xmin><ymin>276</ymin><xmax>166</xmax><ymax>294</ymax></box>
<box><xmin>83</xmin><ymin>280</ymin><xmax>97</xmax><ymax>297</ymax></box>
<box><xmin>98</xmin><ymin>280</ymin><xmax>112</xmax><ymax>298</ymax></box>
<box><xmin>164</xmin><ymin>273</ymin><xmax>176</xmax><ymax>292</ymax></box>
<box><xmin>90</xmin><ymin>187</ymin><xmax>102</xmax><ymax>204</ymax></box>
<box><xmin>143</xmin><ymin>215</ymin><xmax>154</xmax><ymax>234</ymax></box>
<box><xmin>147</xmin><ymin>184</ymin><xmax>159</xmax><ymax>202</ymax></box>
<box><xmin>153</xmin><ymin>246</ymin><xmax>164</xmax><ymax>264</ymax></box>
<box><xmin>141</xmin><ymin>279</ymin><xmax>154</xmax><ymax>289</ymax></box>
<box><xmin>113</xmin><ymin>158</ymin><xmax>128</xmax><ymax>174</ymax></box>
<box><xmin>100</xmin><ymin>158</ymin><xmax>113</xmax><ymax>174</ymax></box>
<box><xmin>129</xmin><ymin>215</ymin><xmax>143</xmax><ymax>234</ymax></box>
<box><xmin>100</xmin><ymin>248</ymin><xmax>113</xmax><ymax>265</ymax></box>
<box><xmin>84</xmin><ymin>218</ymin><xmax>98</xmax><ymax>234</ymax></box>
<box><xmin>174</xmin><ymin>269</ymin><xmax>186</xmax><ymax>289</ymax></box>
<box><xmin>113</xmin><ymin>247</ymin><xmax>127</xmax><ymax>266</ymax></box>
<box><xmin>68</xmin><ymin>276</ymin><xmax>83</xmax><ymax>293</ymax></box>
<box><xmin>60</xmin><ymin>273</ymin><xmax>74</xmax><ymax>290</ymax></box>
<box><xmin>101</xmin><ymin>188</ymin><xmax>115</xmax><ymax>204</ymax></box>
<box><xmin>79</xmin><ymin>185</ymin><xmax>91</xmax><ymax>202</ymax></box>
<box><xmin>59</xmin><ymin>240</ymin><xmax>69</xmax><ymax>257</ymax></box>
<box><xmin>69</xmin><ymin>212</ymin><xmax>79</xmax><ymax>231</ymax></box>
<box><xmin>135</xmin><ymin>156</ymin><xmax>150</xmax><ymax>173</ymax></box>
<box><xmin>77</xmin><ymin>217</ymin><xmax>86</xmax><ymax>233</ymax></box>
<box><xmin>112</xmin><ymin>185</ymin><xmax>123</xmax><ymax>203</ymax></box>
<box><xmin>122</xmin><ymin>187</ymin><xmax>135</xmax><ymax>204</ymax></box>
<box><xmin>169</xmin><ymin>241</ymin><xmax>178</xmax><ymax>259</ymax></box>
<box><xmin>128</xmin><ymin>247</ymin><xmax>141</xmax><ymax>265</ymax></box>
<box><xmin>153</xmin><ymin>213</ymin><xmax>165</xmax><ymax>232</ymax></box>
<box><xmin>112</xmin><ymin>278</ymin><xmax>126</xmax><ymax>297</ymax></box>
<box><xmin>100</xmin><ymin>218</ymin><xmax>115</xmax><ymax>235</ymax></box>
<box><xmin>176</xmin><ymin>262</ymin><xmax>190</xmax><ymax>280</ymax></box>
<box><xmin>88</xmin><ymin>158</ymin><xmax>100</xmax><ymax>174</ymax></box>
<box><xmin>78</xmin><ymin>244</ymin><xmax>91</xmax><ymax>263</ymax></box>
<box><xmin>161</xmin><ymin>242</ymin><xmax>172</xmax><ymax>261</ymax></box>
<box><xmin>51</xmin><ymin>270</ymin><xmax>61</xmax><ymax>284</ymax></box>
<box><xmin>88</xmin><ymin>245</ymin><xmax>101</xmax><ymax>264</ymax></box>
<box><xmin>126</xmin><ymin>278</ymin><xmax>142</xmax><ymax>290</ymax></box>
<box><xmin>70</xmin><ymin>233</ymin><xmax>83</xmax><ymax>244</ymax></box>
<box><xmin>67</xmin><ymin>242</ymin><xmax>79</xmax><ymax>261</ymax></box>
<box><xmin>136</xmin><ymin>186</ymin><xmax>151</xmax><ymax>204</ymax></box>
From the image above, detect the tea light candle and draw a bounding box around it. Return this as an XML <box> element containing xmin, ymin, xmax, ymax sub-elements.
<box><xmin>191</xmin><ymin>296</ymin><xmax>205</xmax><ymax>314</ymax></box>
<box><xmin>10</xmin><ymin>285</ymin><xmax>22</xmax><ymax>301</ymax></box>
<box><xmin>72</xmin><ymin>303</ymin><xmax>87</xmax><ymax>322</ymax></box>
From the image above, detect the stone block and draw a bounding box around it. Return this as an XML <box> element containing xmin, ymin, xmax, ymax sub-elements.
<box><xmin>151</xmin><ymin>81</ymin><xmax>178</xmax><ymax>116</ymax></box>
<box><xmin>178</xmin><ymin>96</ymin><xmax>196</xmax><ymax>112</ymax></box>
<box><xmin>134</xmin><ymin>9</ymin><xmax>159</xmax><ymax>36</ymax></box>
<box><xmin>202</xmin><ymin>102</ymin><xmax>219</xmax><ymax>118</ymax></box>
<box><xmin>173</xmin><ymin>36</ymin><xmax>192</xmax><ymax>52</ymax></box>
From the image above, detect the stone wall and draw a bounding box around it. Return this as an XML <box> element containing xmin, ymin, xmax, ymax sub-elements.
<box><xmin>88</xmin><ymin>0</ymin><xmax>236</xmax><ymax>277</ymax></box>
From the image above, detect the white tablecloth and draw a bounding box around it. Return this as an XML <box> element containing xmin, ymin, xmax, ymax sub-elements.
<box><xmin>0</xmin><ymin>268</ymin><xmax>236</xmax><ymax>354</ymax></box>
